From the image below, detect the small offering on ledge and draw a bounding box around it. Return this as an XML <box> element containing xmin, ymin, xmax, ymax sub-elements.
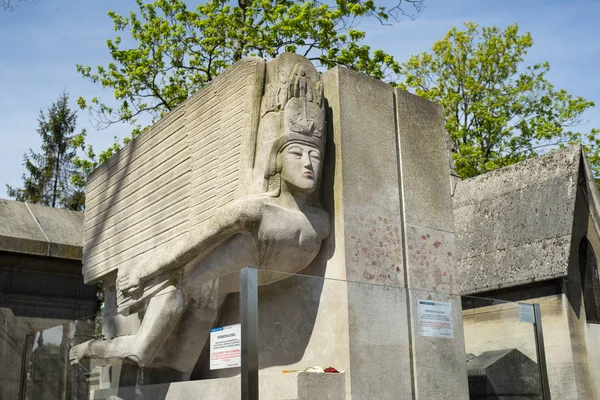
<box><xmin>282</xmin><ymin>366</ymin><xmax>340</xmax><ymax>373</ymax></box>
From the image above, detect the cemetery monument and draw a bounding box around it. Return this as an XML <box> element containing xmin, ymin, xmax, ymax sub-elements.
<box><xmin>67</xmin><ymin>53</ymin><xmax>469</xmax><ymax>399</ymax></box>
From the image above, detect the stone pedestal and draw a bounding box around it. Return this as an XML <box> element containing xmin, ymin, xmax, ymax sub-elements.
<box><xmin>91</xmin><ymin>372</ymin><xmax>345</xmax><ymax>400</ymax></box>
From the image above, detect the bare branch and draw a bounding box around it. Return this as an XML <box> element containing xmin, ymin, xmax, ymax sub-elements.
<box><xmin>388</xmin><ymin>0</ymin><xmax>426</xmax><ymax>21</ymax></box>
<box><xmin>1</xmin><ymin>0</ymin><xmax>35</xmax><ymax>11</ymax></box>
<box><xmin>1</xmin><ymin>0</ymin><xmax>17</xmax><ymax>10</ymax></box>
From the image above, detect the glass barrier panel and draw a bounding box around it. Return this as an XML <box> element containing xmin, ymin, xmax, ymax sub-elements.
<box><xmin>462</xmin><ymin>296</ymin><xmax>543</xmax><ymax>399</ymax></box>
<box><xmin>16</xmin><ymin>266</ymin><xmax>546</xmax><ymax>400</ymax></box>
<box><xmin>20</xmin><ymin>270</ymin><xmax>242</xmax><ymax>400</ymax></box>
<box><xmin>20</xmin><ymin>313</ymin><xmax>97</xmax><ymax>400</ymax></box>
<box><xmin>254</xmin><ymin>269</ymin><xmax>350</xmax><ymax>400</ymax></box>
<box><xmin>251</xmin><ymin>269</ymin><xmax>544</xmax><ymax>400</ymax></box>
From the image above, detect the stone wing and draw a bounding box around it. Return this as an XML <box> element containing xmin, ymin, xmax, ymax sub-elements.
<box><xmin>82</xmin><ymin>58</ymin><xmax>266</xmax><ymax>284</ymax></box>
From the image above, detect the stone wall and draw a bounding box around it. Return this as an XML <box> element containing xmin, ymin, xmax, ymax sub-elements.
<box><xmin>454</xmin><ymin>146</ymin><xmax>581</xmax><ymax>294</ymax></box>
<box><xmin>0</xmin><ymin>199</ymin><xmax>97</xmax><ymax>400</ymax></box>
<box><xmin>456</xmin><ymin>146</ymin><xmax>600</xmax><ymax>399</ymax></box>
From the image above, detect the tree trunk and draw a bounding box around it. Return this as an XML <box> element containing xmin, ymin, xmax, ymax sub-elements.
<box><xmin>233</xmin><ymin>0</ymin><xmax>249</xmax><ymax>61</ymax></box>
<box><xmin>52</xmin><ymin>154</ymin><xmax>60</xmax><ymax>208</ymax></box>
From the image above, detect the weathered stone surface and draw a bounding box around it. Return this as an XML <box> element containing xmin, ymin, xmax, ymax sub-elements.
<box><xmin>396</xmin><ymin>85</ymin><xmax>468</xmax><ymax>398</ymax></box>
<box><xmin>72</xmin><ymin>54</ymin><xmax>332</xmax><ymax>380</ymax></box>
<box><xmin>322</xmin><ymin>66</ymin><xmax>411</xmax><ymax>400</ymax></box>
<box><xmin>90</xmin><ymin>372</ymin><xmax>344</xmax><ymax>400</ymax></box>
<box><xmin>396</xmin><ymin>89</ymin><xmax>455</xmax><ymax>233</ymax></box>
<box><xmin>321</xmin><ymin>67</ymin><xmax>404</xmax><ymax>287</ymax></box>
<box><xmin>454</xmin><ymin>145</ymin><xmax>581</xmax><ymax>293</ymax></box>
<box><xmin>322</xmin><ymin>66</ymin><xmax>468</xmax><ymax>400</ymax></box>
<box><xmin>345</xmin><ymin>282</ymin><xmax>412</xmax><ymax>400</ymax></box>
<box><xmin>0</xmin><ymin>198</ymin><xmax>83</xmax><ymax>260</ymax></box>
<box><xmin>82</xmin><ymin>57</ymin><xmax>266</xmax><ymax>284</ymax></box>
<box><xmin>71</xmin><ymin>55</ymin><xmax>472</xmax><ymax>398</ymax></box>
<box><xmin>297</xmin><ymin>372</ymin><xmax>345</xmax><ymax>400</ymax></box>
<box><xmin>406</xmin><ymin>225</ymin><xmax>456</xmax><ymax>293</ymax></box>
<box><xmin>466</xmin><ymin>348</ymin><xmax>542</xmax><ymax>399</ymax></box>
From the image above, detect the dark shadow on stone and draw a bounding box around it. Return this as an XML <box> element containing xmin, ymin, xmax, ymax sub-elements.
<box><xmin>578</xmin><ymin>236</ymin><xmax>600</xmax><ymax>323</ymax></box>
<box><xmin>565</xmin><ymin>157</ymin><xmax>590</xmax><ymax>320</ymax></box>
<box><xmin>461</xmin><ymin>279</ymin><xmax>562</xmax><ymax>310</ymax></box>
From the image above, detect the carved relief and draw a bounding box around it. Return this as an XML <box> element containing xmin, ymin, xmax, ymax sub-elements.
<box><xmin>70</xmin><ymin>54</ymin><xmax>330</xmax><ymax>375</ymax></box>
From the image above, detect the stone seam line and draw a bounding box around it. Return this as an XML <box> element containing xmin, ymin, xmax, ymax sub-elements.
<box><xmin>24</xmin><ymin>201</ymin><xmax>51</xmax><ymax>257</ymax></box>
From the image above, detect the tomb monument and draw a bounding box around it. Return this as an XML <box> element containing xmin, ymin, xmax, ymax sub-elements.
<box><xmin>70</xmin><ymin>53</ymin><xmax>469</xmax><ymax>399</ymax></box>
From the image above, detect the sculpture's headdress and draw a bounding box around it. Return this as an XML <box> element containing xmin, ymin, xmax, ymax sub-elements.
<box><xmin>265</xmin><ymin>66</ymin><xmax>326</xmax><ymax>179</ymax></box>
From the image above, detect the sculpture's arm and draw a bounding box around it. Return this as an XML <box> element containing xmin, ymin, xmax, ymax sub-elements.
<box><xmin>118</xmin><ymin>198</ymin><xmax>263</xmax><ymax>295</ymax></box>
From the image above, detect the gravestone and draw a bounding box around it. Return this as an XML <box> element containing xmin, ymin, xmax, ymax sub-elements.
<box><xmin>467</xmin><ymin>348</ymin><xmax>543</xmax><ymax>399</ymax></box>
<box><xmin>71</xmin><ymin>53</ymin><xmax>469</xmax><ymax>399</ymax></box>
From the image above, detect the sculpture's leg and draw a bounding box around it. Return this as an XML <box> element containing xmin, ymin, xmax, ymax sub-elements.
<box><xmin>164</xmin><ymin>279</ymin><xmax>227</xmax><ymax>372</ymax></box>
<box><xmin>70</xmin><ymin>285</ymin><xmax>185</xmax><ymax>367</ymax></box>
<box><xmin>124</xmin><ymin>285</ymin><xmax>185</xmax><ymax>366</ymax></box>
<box><xmin>164</xmin><ymin>303</ymin><xmax>220</xmax><ymax>372</ymax></box>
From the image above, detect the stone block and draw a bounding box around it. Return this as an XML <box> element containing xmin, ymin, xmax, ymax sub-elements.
<box><xmin>396</xmin><ymin>89</ymin><xmax>455</xmax><ymax>233</ymax></box>
<box><xmin>0</xmin><ymin>199</ymin><xmax>83</xmax><ymax>260</ymax></box>
<box><xmin>82</xmin><ymin>57</ymin><xmax>266</xmax><ymax>284</ymax></box>
<box><xmin>72</xmin><ymin>56</ymin><xmax>472</xmax><ymax>399</ymax></box>
<box><xmin>321</xmin><ymin>65</ymin><xmax>469</xmax><ymax>399</ymax></box>
<box><xmin>0</xmin><ymin>198</ymin><xmax>48</xmax><ymax>245</ymax></box>
<box><xmin>27</xmin><ymin>202</ymin><xmax>84</xmax><ymax>259</ymax></box>
<box><xmin>322</xmin><ymin>67</ymin><xmax>412</xmax><ymax>399</ymax></box>
<box><xmin>410</xmin><ymin>293</ymin><xmax>470</xmax><ymax>399</ymax></box>
<box><xmin>90</xmin><ymin>372</ymin><xmax>345</xmax><ymax>400</ymax></box>
<box><xmin>466</xmin><ymin>348</ymin><xmax>542</xmax><ymax>399</ymax></box>
<box><xmin>454</xmin><ymin>146</ymin><xmax>581</xmax><ymax>294</ymax></box>
<box><xmin>322</xmin><ymin>66</ymin><xmax>404</xmax><ymax>286</ymax></box>
<box><xmin>297</xmin><ymin>372</ymin><xmax>345</xmax><ymax>400</ymax></box>
<box><xmin>345</xmin><ymin>282</ymin><xmax>412</xmax><ymax>400</ymax></box>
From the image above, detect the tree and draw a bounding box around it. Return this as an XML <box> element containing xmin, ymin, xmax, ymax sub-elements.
<box><xmin>399</xmin><ymin>22</ymin><xmax>598</xmax><ymax>179</ymax></box>
<box><xmin>77</xmin><ymin>0</ymin><xmax>423</xmax><ymax>131</ymax></box>
<box><xmin>7</xmin><ymin>92</ymin><xmax>87</xmax><ymax>211</ymax></box>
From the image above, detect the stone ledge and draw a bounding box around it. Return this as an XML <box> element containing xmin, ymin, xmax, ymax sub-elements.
<box><xmin>91</xmin><ymin>372</ymin><xmax>346</xmax><ymax>400</ymax></box>
<box><xmin>0</xmin><ymin>199</ymin><xmax>83</xmax><ymax>260</ymax></box>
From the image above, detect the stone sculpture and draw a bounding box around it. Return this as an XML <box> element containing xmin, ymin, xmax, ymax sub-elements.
<box><xmin>69</xmin><ymin>54</ymin><xmax>330</xmax><ymax>375</ymax></box>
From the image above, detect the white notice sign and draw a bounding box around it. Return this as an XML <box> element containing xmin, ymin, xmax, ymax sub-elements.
<box><xmin>210</xmin><ymin>324</ymin><xmax>241</xmax><ymax>370</ymax></box>
<box><xmin>418</xmin><ymin>300</ymin><xmax>454</xmax><ymax>338</ymax></box>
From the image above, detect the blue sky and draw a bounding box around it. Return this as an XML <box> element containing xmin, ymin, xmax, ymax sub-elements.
<box><xmin>1</xmin><ymin>0</ymin><xmax>599</xmax><ymax>199</ymax></box>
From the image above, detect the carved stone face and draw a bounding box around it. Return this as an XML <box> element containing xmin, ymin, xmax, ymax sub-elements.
<box><xmin>279</xmin><ymin>142</ymin><xmax>322</xmax><ymax>194</ymax></box>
